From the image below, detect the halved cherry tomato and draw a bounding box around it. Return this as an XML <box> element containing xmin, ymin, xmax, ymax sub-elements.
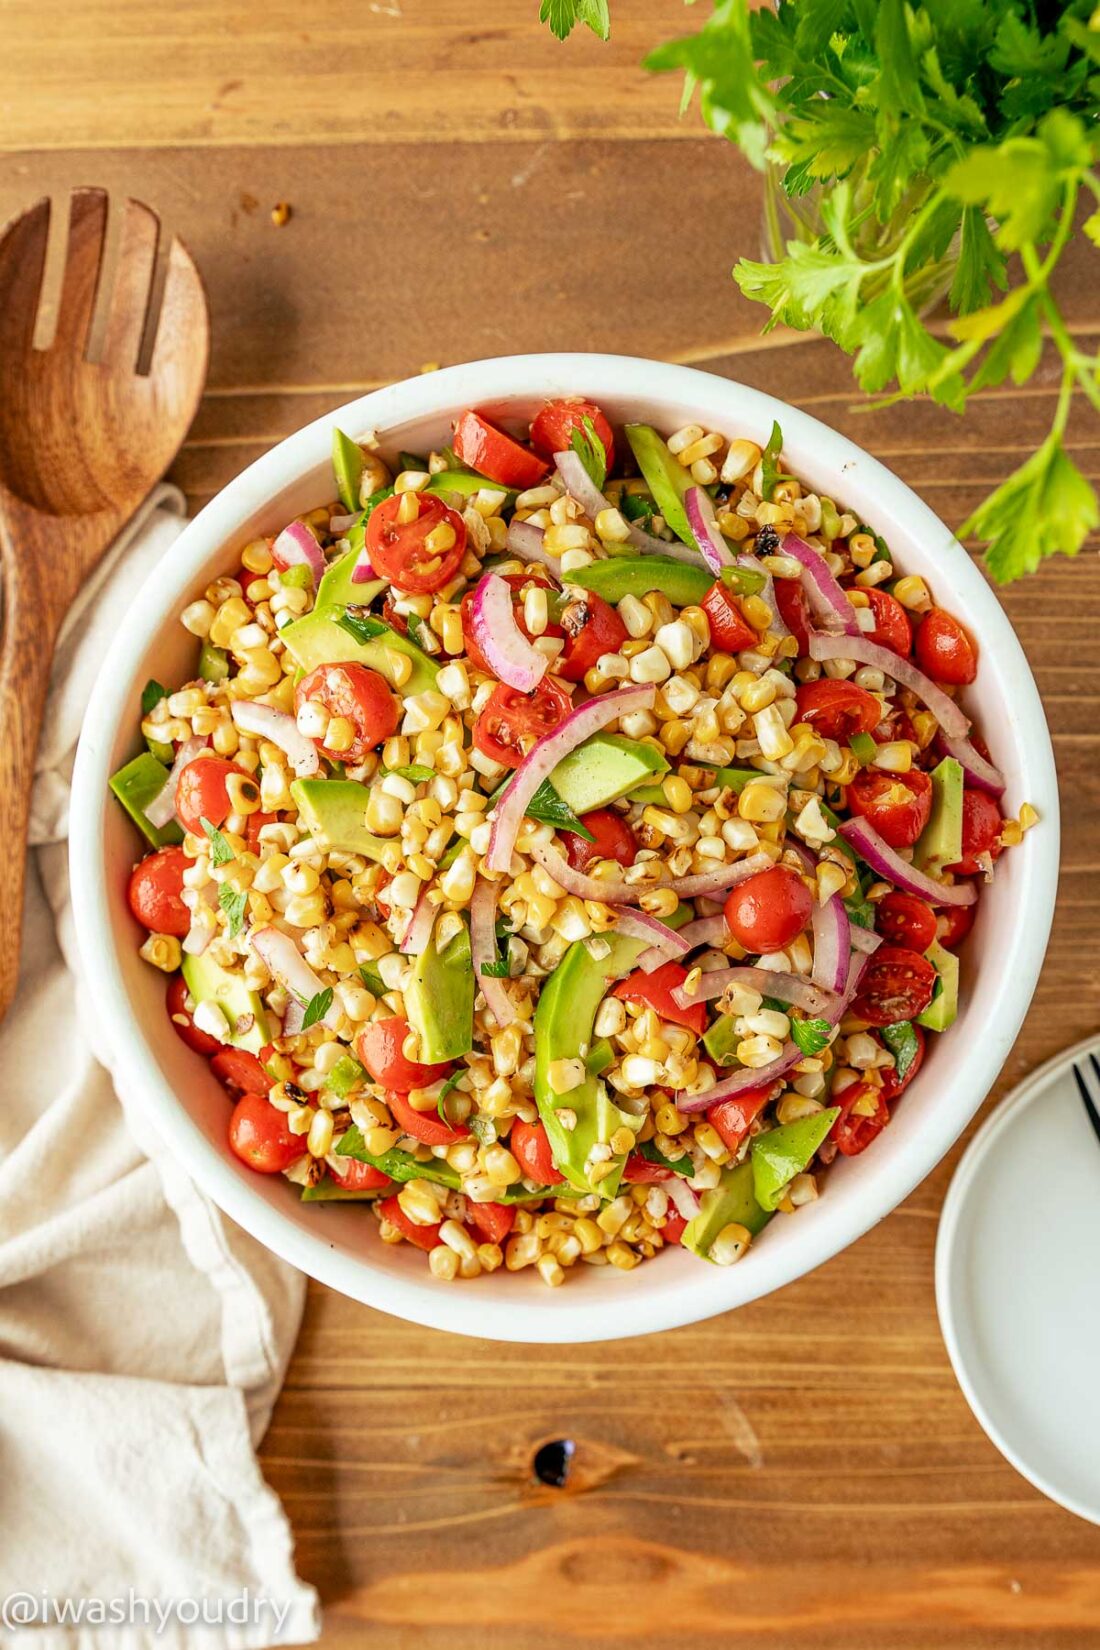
<box><xmin>864</xmin><ymin>587</ymin><xmax>912</xmax><ymax>657</ymax></box>
<box><xmin>510</xmin><ymin>1118</ymin><xmax>564</xmax><ymax>1185</ymax></box>
<box><xmin>175</xmin><ymin>757</ymin><xmax>253</xmax><ymax>835</ymax></box>
<box><xmin>466</xmin><ymin>1201</ymin><xmax>516</xmax><ymax>1244</ymax></box>
<box><xmin>228</xmin><ymin>1093</ymin><xmax>307</xmax><ymax>1174</ymax></box>
<box><xmin>946</xmin><ymin>789</ymin><xmax>1003</xmax><ymax>875</ymax></box>
<box><xmin>879</xmin><ymin>1025</ymin><xmax>926</xmax><ymax>1103</ymax></box>
<box><xmin>623</xmin><ymin>1153</ymin><xmax>673</xmax><ymax>1184</ymax></box>
<box><xmin>662</xmin><ymin>1211</ymin><xmax>688</xmax><ymax>1244</ymax></box>
<box><xmin>365</xmin><ymin>490</ymin><xmax>467</xmax><ymax>593</ymax></box>
<box><xmin>239</xmin><ymin>566</ymin><xmax>269</xmax><ymax>603</ymax></box>
<box><xmin>295</xmin><ymin>662</ymin><xmax>398</xmax><ymax>763</ymax></box>
<box><xmin>706</xmin><ymin>1083</ymin><xmax>776</xmax><ymax>1154</ymax></box>
<box><xmin>874</xmin><ymin>706</ymin><xmax>921</xmax><ymax>749</ymax></box>
<box><xmin>453</xmin><ymin>410</ymin><xmax>550</xmax><ymax>489</ymax></box>
<box><xmin>613</xmin><ymin>961</ymin><xmax>706</xmax><ymax>1036</ymax></box>
<box><xmin>245</xmin><ymin>811</ymin><xmax>276</xmax><ymax>852</ymax></box>
<box><xmin>379</xmin><ymin>1193</ymin><xmax>442</xmax><ymax>1251</ymax></box>
<box><xmin>723</xmin><ymin>865</ymin><xmax>813</xmax><ymax>954</ymax></box>
<box><xmin>166</xmin><ymin>972</ymin><xmax>222</xmax><ymax>1055</ymax></box>
<box><xmin>530</xmin><ymin>398</ymin><xmax>615</xmax><ymax>472</ymax></box>
<box><xmin>851</xmin><ymin>945</ymin><xmax>938</xmax><ymax>1026</ymax></box>
<box><xmin>701</xmin><ymin>581</ymin><xmax>757</xmax><ymax>654</ymax></box>
<box><xmin>774</xmin><ymin>577</ymin><xmax>812</xmax><ymax>652</ymax></box>
<box><xmin>563</xmin><ymin>809</ymin><xmax>636</xmax><ymax>873</ymax></box>
<box><xmin>211</xmin><ymin>1046</ymin><xmax>274</xmax><ymax>1095</ymax></box>
<box><xmin>460</xmin><ymin>573</ymin><xmax>561</xmax><ymax>675</ymax></box>
<box><xmin>847</xmin><ymin>767</ymin><xmax>933</xmax><ymax>850</ymax></box>
<box><xmin>558</xmin><ymin>591</ymin><xmax>628</xmax><ymax>681</ymax></box>
<box><xmin>355</xmin><ymin>1016</ymin><xmax>453</xmax><ymax>1092</ymax></box>
<box><xmin>386</xmin><ymin>1088</ymin><xmax>470</xmax><ymax>1147</ymax></box>
<box><xmin>128</xmin><ymin>845</ymin><xmax>192</xmax><ymax>937</ymax></box>
<box><xmin>332</xmin><ymin>1157</ymin><xmax>393</xmax><ymax>1192</ymax></box>
<box><xmin>380</xmin><ymin>590</ymin><xmax>409</xmax><ymax>637</ymax></box>
<box><xmin>937</xmin><ymin>899</ymin><xmax>976</xmax><ymax>949</ymax></box>
<box><xmin>830</xmin><ymin>1079</ymin><xmax>890</xmax><ymax>1156</ymax></box>
<box><xmin>472</xmin><ymin>676</ymin><xmax>573</xmax><ymax>768</ymax></box>
<box><xmin>875</xmin><ymin>891</ymin><xmax>937</xmax><ymax>953</ymax></box>
<box><xmin>915</xmin><ymin>608</ymin><xmax>977</xmax><ymax>685</ymax></box>
<box><xmin>795</xmin><ymin>679</ymin><xmax>882</xmax><ymax>742</ymax></box>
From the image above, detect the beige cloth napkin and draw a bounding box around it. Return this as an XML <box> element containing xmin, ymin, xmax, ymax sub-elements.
<box><xmin>0</xmin><ymin>489</ymin><xmax>321</xmax><ymax>1648</ymax></box>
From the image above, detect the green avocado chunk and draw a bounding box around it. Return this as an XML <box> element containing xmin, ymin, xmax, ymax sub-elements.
<box><xmin>404</xmin><ymin>920</ymin><xmax>475</xmax><ymax>1064</ymax></box>
<box><xmin>751</xmin><ymin>1108</ymin><xmax>840</xmax><ymax>1212</ymax></box>
<box><xmin>914</xmin><ymin>756</ymin><xmax>964</xmax><ymax>873</ymax></box>
<box><xmin>300</xmin><ymin>1181</ymin><xmax>386</xmax><ymax>1203</ymax></box>
<box><xmin>568</xmin><ymin>556</ymin><xmax>712</xmax><ymax>608</ymax></box>
<box><xmin>336</xmin><ymin>1128</ymin><xmax>462</xmax><ymax>1188</ymax></box>
<box><xmin>625</xmin><ymin>424</ymin><xmax>695</xmax><ymax>548</ymax></box>
<box><xmin>916</xmin><ymin>939</ymin><xmax>959</xmax><ymax>1031</ymax></box>
<box><xmin>281</xmin><ymin>607</ymin><xmax>438</xmax><ymax>693</ymax></box>
<box><xmin>681</xmin><ymin>1161</ymin><xmax>771</xmax><ymax>1261</ymax></box>
<box><xmin>710</xmin><ymin>766</ymin><xmax>767</xmax><ymax>795</ymax></box>
<box><xmin>313</xmin><ymin>545</ymin><xmax>387</xmax><ymax>612</ymax></box>
<box><xmin>332</xmin><ymin>427</ymin><xmax>365</xmax><ymax>511</ymax></box>
<box><xmin>181</xmin><ymin>952</ymin><xmax>269</xmax><ymax>1054</ymax></box>
<box><xmin>109</xmin><ymin>752</ymin><xmax>184</xmax><ymax>848</ymax></box>
<box><xmin>426</xmin><ymin>470</ymin><xmax>518</xmax><ymax>505</ymax></box>
<box><xmin>534</xmin><ymin>932</ymin><xmax>649</xmax><ymax>1197</ymax></box>
<box><xmin>290</xmin><ymin>778</ymin><xmax>393</xmax><ymax>861</ymax></box>
<box><xmin>550</xmin><ymin>733</ymin><xmax>669</xmax><ymax>815</ymax></box>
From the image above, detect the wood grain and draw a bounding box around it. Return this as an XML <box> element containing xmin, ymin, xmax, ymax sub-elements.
<box><xmin>3</xmin><ymin>25</ymin><xmax>1099</xmax><ymax>1647</ymax></box>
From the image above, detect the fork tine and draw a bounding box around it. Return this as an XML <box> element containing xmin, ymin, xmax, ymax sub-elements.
<box><xmin>52</xmin><ymin>188</ymin><xmax>109</xmax><ymax>359</ymax></box>
<box><xmin>101</xmin><ymin>198</ymin><xmax>160</xmax><ymax>371</ymax></box>
<box><xmin>146</xmin><ymin>235</ymin><xmax>209</xmax><ymax>386</ymax></box>
<box><xmin>1073</xmin><ymin>1061</ymin><xmax>1100</xmax><ymax>1149</ymax></box>
<box><xmin>0</xmin><ymin>196</ymin><xmax>50</xmax><ymax>355</ymax></box>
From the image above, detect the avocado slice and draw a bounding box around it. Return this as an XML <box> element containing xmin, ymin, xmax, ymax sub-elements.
<box><xmin>534</xmin><ymin>932</ymin><xmax>649</xmax><ymax>1197</ymax></box>
<box><xmin>281</xmin><ymin>607</ymin><xmax>438</xmax><ymax>693</ymax></box>
<box><xmin>550</xmin><ymin>733</ymin><xmax>669</xmax><ymax>815</ymax></box>
<box><xmin>181</xmin><ymin>952</ymin><xmax>269</xmax><ymax>1054</ymax></box>
<box><xmin>404</xmin><ymin>920</ymin><xmax>475</xmax><ymax>1064</ymax></box>
<box><xmin>751</xmin><ymin>1108</ymin><xmax>840</xmax><ymax>1212</ymax></box>
<box><xmin>336</xmin><ymin>1128</ymin><xmax>462</xmax><ymax>1188</ymax></box>
<box><xmin>290</xmin><ymin>778</ymin><xmax>392</xmax><ymax>862</ymax></box>
<box><xmin>300</xmin><ymin>1181</ymin><xmax>386</xmax><ymax>1203</ymax></box>
<box><xmin>914</xmin><ymin>757</ymin><xmax>964</xmax><ymax>872</ymax></box>
<box><xmin>332</xmin><ymin>427</ymin><xmax>366</xmax><ymax>512</ymax></box>
<box><xmin>681</xmin><ymin>1161</ymin><xmax>772</xmax><ymax>1261</ymax></box>
<box><xmin>426</xmin><ymin>470</ymin><xmax>517</xmax><ymax>506</ymax></box>
<box><xmin>625</xmin><ymin>424</ymin><xmax>695</xmax><ymax>548</ymax></box>
<box><xmin>916</xmin><ymin>939</ymin><xmax>959</xmax><ymax>1031</ymax></box>
<box><xmin>313</xmin><ymin>545</ymin><xmax>386</xmax><ymax>612</ymax></box>
<box><xmin>569</xmin><ymin>556</ymin><xmax>712</xmax><ymax>608</ymax></box>
<box><xmin>710</xmin><ymin>766</ymin><xmax>766</xmax><ymax>795</ymax></box>
<box><xmin>109</xmin><ymin>752</ymin><xmax>184</xmax><ymax>848</ymax></box>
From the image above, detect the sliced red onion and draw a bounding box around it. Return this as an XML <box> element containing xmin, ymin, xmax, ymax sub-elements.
<box><xmin>399</xmin><ymin>888</ymin><xmax>435</xmax><ymax>957</ymax></box>
<box><xmin>666</xmin><ymin>1177</ymin><xmax>701</xmax><ymax>1221</ymax></box>
<box><xmin>811</xmin><ymin>893</ymin><xmax>850</xmax><ymax>994</ymax></box>
<box><xmin>840</xmin><ymin>817</ymin><xmax>978</xmax><ymax>907</ymax></box>
<box><xmin>553</xmin><ymin>449</ymin><xmax>705</xmax><ymax>565</ymax></box>
<box><xmin>282</xmin><ymin>995</ymin><xmax>306</xmax><ymax>1036</ymax></box>
<box><xmin>808</xmin><ymin>631</ymin><xmax>971</xmax><ymax>740</ymax></box>
<box><xmin>684</xmin><ymin>486</ymin><xmax>735</xmax><ymax>573</ymax></box>
<box><xmin>273</xmin><ymin>521</ymin><xmax>325</xmax><ymax>591</ymax></box>
<box><xmin>743</xmin><ymin>556</ymin><xmax>792</xmax><ymax>640</ymax></box>
<box><xmin>505</xmin><ymin>519</ymin><xmax>562</xmax><ymax>581</ymax></box>
<box><xmin>939</xmin><ymin>731</ymin><xmax>1006</xmax><ymax>797</ymax></box>
<box><xmin>667</xmin><ymin>853</ymin><xmax>773</xmax><ymax>900</ymax></box>
<box><xmin>527</xmin><ymin>842</ymin><xmax>772</xmax><ymax>907</ymax></box>
<box><xmin>614</xmin><ymin>909</ymin><xmax>691</xmax><ymax>972</ymax></box>
<box><xmin>673</xmin><ymin>914</ymin><xmax>729</xmax><ymax>953</ymax></box>
<box><xmin>351</xmin><ymin>550</ymin><xmax>376</xmax><ymax>584</ymax></box>
<box><xmin>485</xmin><ymin>684</ymin><xmax>655</xmax><ymax>875</ymax></box>
<box><xmin>470</xmin><ymin>876</ymin><xmax>516</xmax><ymax>1030</ymax></box>
<box><xmin>469</xmin><ymin>573</ymin><xmax>549</xmax><ymax>692</ymax></box>
<box><xmin>849</xmin><ymin>924</ymin><xmax>883</xmax><ymax>955</ymax></box>
<box><xmin>673</xmin><ymin>965</ymin><xmax>838</xmax><ymax>1017</ymax></box>
<box><xmin>147</xmin><ymin>735</ymin><xmax>206</xmax><ymax>829</ymax></box>
<box><xmin>250</xmin><ymin>926</ymin><xmax>342</xmax><ymax>1030</ymax></box>
<box><xmin>230</xmin><ymin>700</ymin><xmax>320</xmax><ymax>779</ymax></box>
<box><xmin>781</xmin><ymin>534</ymin><xmax>860</xmax><ymax>637</ymax></box>
<box><xmin>181</xmin><ymin>883</ymin><xmax>218</xmax><ymax>957</ymax></box>
<box><xmin>329</xmin><ymin>510</ymin><xmax>359</xmax><ymax>533</ymax></box>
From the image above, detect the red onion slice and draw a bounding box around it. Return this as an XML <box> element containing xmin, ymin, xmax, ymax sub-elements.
<box><xmin>849</xmin><ymin>924</ymin><xmax>883</xmax><ymax>955</ymax></box>
<box><xmin>614</xmin><ymin>909</ymin><xmax>691</xmax><ymax>972</ymax></box>
<box><xmin>684</xmin><ymin>486</ymin><xmax>735</xmax><ymax>574</ymax></box>
<box><xmin>399</xmin><ymin>888</ymin><xmax>435</xmax><ymax>957</ymax></box>
<box><xmin>666</xmin><ymin>853</ymin><xmax>773</xmax><ymax>900</ymax></box>
<box><xmin>666</xmin><ymin>1177</ymin><xmax>701</xmax><ymax>1221</ymax></box>
<box><xmin>351</xmin><ymin>550</ymin><xmax>377</xmax><ymax>584</ymax></box>
<box><xmin>527</xmin><ymin>841</ymin><xmax>772</xmax><ymax>907</ymax></box>
<box><xmin>673</xmin><ymin>964</ymin><xmax>839</xmax><ymax>1018</ymax></box>
<box><xmin>672</xmin><ymin>914</ymin><xmax>729</xmax><ymax>953</ymax></box>
<box><xmin>939</xmin><ymin>731</ymin><xmax>1006</xmax><ymax>797</ymax></box>
<box><xmin>470</xmin><ymin>876</ymin><xmax>516</xmax><ymax>1029</ymax></box>
<box><xmin>808</xmin><ymin>631</ymin><xmax>971</xmax><ymax>740</ymax></box>
<box><xmin>469</xmin><ymin>573</ymin><xmax>549</xmax><ymax>692</ymax></box>
<box><xmin>553</xmin><ymin>450</ymin><xmax>706</xmax><ymax>565</ymax></box>
<box><xmin>147</xmin><ymin>736</ymin><xmax>207</xmax><ymax>829</ymax></box>
<box><xmin>811</xmin><ymin>893</ymin><xmax>850</xmax><ymax>994</ymax></box>
<box><xmin>273</xmin><ymin>521</ymin><xmax>325</xmax><ymax>591</ymax></box>
<box><xmin>485</xmin><ymin>684</ymin><xmax>655</xmax><ymax>875</ymax></box>
<box><xmin>329</xmin><ymin>510</ymin><xmax>359</xmax><ymax>534</ymax></box>
<box><xmin>250</xmin><ymin>926</ymin><xmax>342</xmax><ymax>1030</ymax></box>
<box><xmin>840</xmin><ymin>817</ymin><xmax>978</xmax><ymax>906</ymax></box>
<box><xmin>781</xmin><ymin>534</ymin><xmax>861</xmax><ymax>637</ymax></box>
<box><xmin>505</xmin><ymin>519</ymin><xmax>562</xmax><ymax>582</ymax></box>
<box><xmin>231</xmin><ymin>700</ymin><xmax>320</xmax><ymax>778</ymax></box>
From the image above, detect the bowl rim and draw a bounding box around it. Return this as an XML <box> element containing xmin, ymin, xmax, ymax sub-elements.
<box><xmin>69</xmin><ymin>351</ymin><xmax>1061</xmax><ymax>1343</ymax></box>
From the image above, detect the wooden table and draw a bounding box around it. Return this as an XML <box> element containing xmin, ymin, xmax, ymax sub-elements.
<box><xmin>4</xmin><ymin>5</ymin><xmax>1099</xmax><ymax>1644</ymax></box>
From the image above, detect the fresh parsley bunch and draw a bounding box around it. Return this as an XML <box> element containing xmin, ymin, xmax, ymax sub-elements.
<box><xmin>542</xmin><ymin>0</ymin><xmax>1100</xmax><ymax>583</ymax></box>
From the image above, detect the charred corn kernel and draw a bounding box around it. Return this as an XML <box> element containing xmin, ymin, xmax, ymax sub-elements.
<box><xmin>710</xmin><ymin>1222</ymin><xmax>751</xmax><ymax>1265</ymax></box>
<box><xmin>618</xmin><ymin>594</ymin><xmax>653</xmax><ymax>638</ymax></box>
<box><xmin>322</xmin><ymin>716</ymin><xmax>355</xmax><ymax>754</ymax></box>
<box><xmin>777</xmin><ymin>1093</ymin><xmax>823</xmax><ymax>1126</ymax></box>
<box><xmin>208</xmin><ymin>596</ymin><xmax>252</xmax><ymax>648</ymax></box>
<box><xmin>241</xmin><ymin>539</ymin><xmax>273</xmax><ymax>575</ymax></box>
<box><xmin>398</xmin><ymin>1180</ymin><xmax>443</xmax><ymax>1226</ymax></box>
<box><xmin>739</xmin><ymin>779</ymin><xmax>787</xmax><ymax>824</ymax></box>
<box><xmin>655</xmin><ymin>1101</ymin><xmax>688</xmax><ymax>1136</ymax></box>
<box><xmin>640</xmin><ymin>884</ymin><xmax>682</xmax><ymax>920</ymax></box>
<box><xmin>720</xmin><ymin>439</ymin><xmax>761</xmax><ymax>483</ymax></box>
<box><xmin>661</xmin><ymin>719</ymin><xmax>693</xmax><ymax>756</ymax></box>
<box><xmin>705</xmin><ymin>654</ymin><xmax>738</xmax><ymax>692</ymax></box>
<box><xmin>849</xmin><ymin>531</ymin><xmax>877</xmax><ymax>568</ymax></box>
<box><xmin>365</xmin><ymin>789</ymin><xmax>402</xmax><ymax>835</ymax></box>
<box><xmin>283</xmin><ymin>862</ymin><xmax>320</xmax><ymax>897</ymax></box>
<box><xmin>739</xmin><ymin>676</ymin><xmax>776</xmax><ymax>713</ymax></box>
<box><xmin>679</xmin><ymin>432</ymin><xmax>723</xmax><ymax>467</ymax></box>
<box><xmin>307</xmin><ymin>1109</ymin><xmax>334</xmax><ymax>1158</ymax></box>
<box><xmin>547</xmin><ymin>1057</ymin><xmax>585</xmax><ymax>1095</ymax></box>
<box><xmin>595</xmin><ymin>506</ymin><xmax>630</xmax><ymax>542</ymax></box>
<box><xmin>609</xmin><ymin>1126</ymin><xmax>636</xmax><ymax>1156</ymax></box>
<box><xmin>139</xmin><ymin>933</ymin><xmax>182</xmax><ymax>972</ymax></box>
<box><xmin>816</xmin><ymin>860</ymin><xmax>848</xmax><ymax>904</ymax></box>
<box><xmin>875</xmin><ymin>741</ymin><xmax>914</xmax><ymax>774</ymax></box>
<box><xmin>668</xmin><ymin>423</ymin><xmax>705</xmax><ymax>455</ymax></box>
<box><xmin>385</xmin><ymin>649</ymin><xmax>413</xmax><ymax>689</ymax></box>
<box><xmin>737</xmin><ymin>1034</ymin><xmax>785</xmax><ymax>1067</ymax></box>
<box><xmin>483</xmin><ymin>1145</ymin><xmax>521</xmax><ymax>1186</ymax></box>
<box><xmin>893</xmin><ymin>574</ymin><xmax>932</xmax><ymax>612</ymax></box>
<box><xmin>225</xmin><ymin>772</ymin><xmax>261</xmax><ymax>815</ymax></box>
<box><xmin>423</xmin><ymin>520</ymin><xmax>456</xmax><ymax>555</ymax></box>
<box><xmin>523</xmin><ymin>585</ymin><xmax>549</xmax><ymax>636</ymax></box>
<box><xmin>742</xmin><ymin>594</ymin><xmax>774</xmax><ymax>632</ymax></box>
<box><xmin>1019</xmin><ymin>802</ymin><xmax>1039</xmax><ymax>832</ymax></box>
<box><xmin>505</xmin><ymin>1230</ymin><xmax>540</xmax><ymax>1270</ymax></box>
<box><xmin>428</xmin><ymin>1245</ymin><xmax>458</xmax><ymax>1279</ymax></box>
<box><xmin>855</xmin><ymin>561</ymin><xmax>893</xmax><ymax>588</ymax></box>
<box><xmin>363</xmin><ymin>1125</ymin><xmax>398</xmax><ymax>1157</ymax></box>
<box><xmin>754</xmin><ymin>704</ymin><xmax>795</xmax><ymax>761</ymax></box>
<box><xmin>438</xmin><ymin>1220</ymin><xmax>478</xmax><ymax>1263</ymax></box>
<box><xmin>574</xmin><ymin>1218</ymin><xmax>603</xmax><ymax>1255</ymax></box>
<box><xmin>606</xmin><ymin>1241</ymin><xmax>640</xmax><ymax>1271</ymax></box>
<box><xmin>477</xmin><ymin>1242</ymin><xmax>503</xmax><ymax>1272</ymax></box>
<box><xmin>536</xmin><ymin>1254</ymin><xmax>564</xmax><ymax>1287</ymax></box>
<box><xmin>181</xmin><ymin>599</ymin><xmax>217</xmax><ymax>638</ymax></box>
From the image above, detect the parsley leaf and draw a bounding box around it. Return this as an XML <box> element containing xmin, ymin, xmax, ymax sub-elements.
<box><xmin>758</xmin><ymin>420</ymin><xmax>791</xmax><ymax>500</ymax></box>
<box><xmin>385</xmin><ymin>763</ymin><xmax>435</xmax><ymax>784</ymax></box>
<box><xmin>570</xmin><ymin>414</ymin><xmax>609</xmax><ymax>491</ymax></box>
<box><xmin>962</xmin><ymin>433</ymin><xmax>1098</xmax><ymax>584</ymax></box>
<box><xmin>539</xmin><ymin>0</ymin><xmax>609</xmax><ymax>43</ymax></box>
<box><xmin>337</xmin><ymin>609</ymin><xmax>388</xmax><ymax>646</ymax></box>
<box><xmin>436</xmin><ymin>1070</ymin><xmax>465</xmax><ymax>1124</ymax></box>
<box><xmin>489</xmin><ymin>775</ymin><xmax>594</xmax><ymax>840</ymax></box>
<box><xmin>881</xmin><ymin>1020</ymin><xmax>920</xmax><ymax>1083</ymax></box>
<box><xmin>218</xmin><ymin>883</ymin><xmax>247</xmax><ymax>939</ymax></box>
<box><xmin>201</xmin><ymin>817</ymin><xmax>234</xmax><ymax>867</ymax></box>
<box><xmin>301</xmin><ymin>988</ymin><xmax>334</xmax><ymax>1030</ymax></box>
<box><xmin>359</xmin><ymin>963</ymin><xmax>385</xmax><ymax>996</ymax></box>
<box><xmin>141</xmin><ymin>679</ymin><xmax>168</xmax><ymax>715</ymax></box>
<box><xmin>790</xmin><ymin>1017</ymin><xmax>832</xmax><ymax>1057</ymax></box>
<box><xmin>638</xmin><ymin>1140</ymin><xmax>693</xmax><ymax>1177</ymax></box>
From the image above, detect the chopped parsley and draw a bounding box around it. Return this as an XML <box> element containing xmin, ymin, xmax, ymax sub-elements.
<box><xmin>201</xmin><ymin>818</ymin><xmax>234</xmax><ymax>867</ymax></box>
<box><xmin>301</xmin><ymin>987</ymin><xmax>334</xmax><ymax>1030</ymax></box>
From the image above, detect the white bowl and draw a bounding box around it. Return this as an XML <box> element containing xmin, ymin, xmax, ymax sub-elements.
<box><xmin>70</xmin><ymin>353</ymin><xmax>1060</xmax><ymax>1344</ymax></box>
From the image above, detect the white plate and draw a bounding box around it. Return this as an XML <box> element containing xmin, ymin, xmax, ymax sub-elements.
<box><xmin>936</xmin><ymin>1033</ymin><xmax>1100</xmax><ymax>1524</ymax></box>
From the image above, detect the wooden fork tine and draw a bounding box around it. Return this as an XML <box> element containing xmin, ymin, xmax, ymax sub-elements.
<box><xmin>0</xmin><ymin>196</ymin><xmax>50</xmax><ymax>356</ymax></box>
<box><xmin>147</xmin><ymin>235</ymin><xmax>209</xmax><ymax>385</ymax></box>
<box><xmin>52</xmin><ymin>188</ymin><xmax>109</xmax><ymax>359</ymax></box>
<box><xmin>102</xmin><ymin>198</ymin><xmax>160</xmax><ymax>371</ymax></box>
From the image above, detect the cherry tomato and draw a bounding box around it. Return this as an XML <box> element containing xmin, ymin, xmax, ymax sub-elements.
<box><xmin>466</xmin><ymin>1201</ymin><xmax>516</xmax><ymax>1244</ymax></box>
<box><xmin>460</xmin><ymin>573</ymin><xmax>561</xmax><ymax>675</ymax></box>
<box><xmin>452</xmin><ymin>409</ymin><xmax>550</xmax><ymax>489</ymax></box>
<box><xmin>612</xmin><ymin>961</ymin><xmax>707</xmax><ymax>1036</ymax></box>
<box><xmin>295</xmin><ymin>663</ymin><xmax>398</xmax><ymax>764</ymax></box>
<box><xmin>937</xmin><ymin>899</ymin><xmax>977</xmax><ymax>950</ymax></box>
<box><xmin>530</xmin><ymin>398</ymin><xmax>615</xmax><ymax>471</ymax></box>
<box><xmin>706</xmin><ymin>1083</ymin><xmax>776</xmax><ymax>1154</ymax></box>
<box><xmin>239</xmin><ymin>566</ymin><xmax>269</xmax><ymax>603</ymax></box>
<box><xmin>510</xmin><ymin>1118</ymin><xmax>564</xmax><ymax>1185</ymax></box>
<box><xmin>875</xmin><ymin>706</ymin><xmax>921</xmax><ymax>749</ymax></box>
<box><xmin>563</xmin><ymin>809</ymin><xmax>637</xmax><ymax>873</ymax></box>
<box><xmin>622</xmin><ymin>1153</ymin><xmax>674</xmax><ymax>1184</ymax></box>
<box><xmin>795</xmin><ymin>679</ymin><xmax>882</xmax><ymax>742</ymax></box>
<box><xmin>355</xmin><ymin>1016</ymin><xmax>453</xmax><ymax>1093</ymax></box>
<box><xmin>245</xmin><ymin>811</ymin><xmax>276</xmax><ymax>852</ymax></box>
<box><xmin>875</xmin><ymin>891</ymin><xmax>937</xmax><ymax>953</ymax></box>
<box><xmin>166</xmin><ymin>972</ymin><xmax>222</xmax><ymax>1055</ymax></box>
<box><xmin>847</xmin><ymin>767</ymin><xmax>933</xmax><ymax>851</ymax></box>
<box><xmin>723</xmin><ymin>865</ymin><xmax>813</xmax><ymax>955</ymax></box>
<box><xmin>946</xmin><ymin>790</ymin><xmax>1004</xmax><ymax>875</ymax></box>
<box><xmin>558</xmin><ymin>591</ymin><xmax>628</xmax><ymax>682</ymax></box>
<box><xmin>851</xmin><ymin>945</ymin><xmax>938</xmax><ymax>1027</ymax></box>
<box><xmin>830</xmin><ymin>1079</ymin><xmax>890</xmax><ymax>1157</ymax></box>
<box><xmin>915</xmin><ymin>608</ymin><xmax>978</xmax><ymax>685</ymax></box>
<box><xmin>774</xmin><ymin>577</ymin><xmax>812</xmax><ymax>652</ymax></box>
<box><xmin>472</xmin><ymin>677</ymin><xmax>573</xmax><ymax>769</ymax></box>
<box><xmin>332</xmin><ymin>1157</ymin><xmax>393</xmax><ymax>1192</ymax></box>
<box><xmin>365</xmin><ymin>490</ymin><xmax>467</xmax><ymax>594</ymax></box>
<box><xmin>662</xmin><ymin>1211</ymin><xmax>688</xmax><ymax>1244</ymax></box>
<box><xmin>127</xmin><ymin>845</ymin><xmax>192</xmax><ymax>937</ymax></box>
<box><xmin>175</xmin><ymin>757</ymin><xmax>253</xmax><ymax>836</ymax></box>
<box><xmin>879</xmin><ymin>1025</ymin><xmax>926</xmax><ymax>1104</ymax></box>
<box><xmin>864</xmin><ymin>588</ymin><xmax>912</xmax><ymax>657</ymax></box>
<box><xmin>379</xmin><ymin>1193</ymin><xmax>442</xmax><ymax>1251</ymax></box>
<box><xmin>386</xmin><ymin>1088</ymin><xmax>471</xmax><ymax>1147</ymax></box>
<box><xmin>210</xmin><ymin>1047</ymin><xmax>274</xmax><ymax>1095</ymax></box>
<box><xmin>228</xmin><ymin>1093</ymin><xmax>307</xmax><ymax>1174</ymax></box>
<box><xmin>701</xmin><ymin>581</ymin><xmax>757</xmax><ymax>654</ymax></box>
<box><xmin>380</xmin><ymin>590</ymin><xmax>409</xmax><ymax>637</ymax></box>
